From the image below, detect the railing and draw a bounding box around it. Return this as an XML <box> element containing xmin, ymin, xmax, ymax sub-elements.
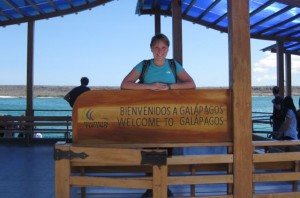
<box><xmin>0</xmin><ymin>115</ymin><xmax>72</xmax><ymax>144</ymax></box>
<box><xmin>252</xmin><ymin>111</ymin><xmax>273</xmax><ymax>137</ymax></box>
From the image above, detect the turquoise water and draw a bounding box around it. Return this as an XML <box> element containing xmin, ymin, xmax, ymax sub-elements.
<box><xmin>0</xmin><ymin>97</ymin><xmax>72</xmax><ymax>116</ymax></box>
<box><xmin>0</xmin><ymin>98</ymin><xmax>72</xmax><ymax>138</ymax></box>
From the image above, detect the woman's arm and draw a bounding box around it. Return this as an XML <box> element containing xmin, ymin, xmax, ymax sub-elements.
<box><xmin>169</xmin><ymin>70</ymin><xmax>196</xmax><ymax>90</ymax></box>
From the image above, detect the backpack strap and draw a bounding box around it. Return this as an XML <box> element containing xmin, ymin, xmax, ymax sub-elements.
<box><xmin>168</xmin><ymin>59</ymin><xmax>177</xmax><ymax>83</ymax></box>
<box><xmin>138</xmin><ymin>59</ymin><xmax>151</xmax><ymax>84</ymax></box>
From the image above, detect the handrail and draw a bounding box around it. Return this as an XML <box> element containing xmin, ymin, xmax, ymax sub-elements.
<box><xmin>252</xmin><ymin>111</ymin><xmax>272</xmax><ymax>135</ymax></box>
<box><xmin>0</xmin><ymin>115</ymin><xmax>72</xmax><ymax>144</ymax></box>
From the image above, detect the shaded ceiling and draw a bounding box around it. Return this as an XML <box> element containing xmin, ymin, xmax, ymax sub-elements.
<box><xmin>1</xmin><ymin>0</ymin><xmax>300</xmax><ymax>54</ymax></box>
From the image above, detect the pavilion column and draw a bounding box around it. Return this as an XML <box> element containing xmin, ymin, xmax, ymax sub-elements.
<box><xmin>277</xmin><ymin>40</ymin><xmax>284</xmax><ymax>97</ymax></box>
<box><xmin>285</xmin><ymin>52</ymin><xmax>292</xmax><ymax>96</ymax></box>
<box><xmin>154</xmin><ymin>13</ymin><xmax>161</xmax><ymax>34</ymax></box>
<box><xmin>227</xmin><ymin>0</ymin><xmax>252</xmax><ymax>197</ymax></box>
<box><xmin>171</xmin><ymin>0</ymin><xmax>183</xmax><ymax>64</ymax></box>
<box><xmin>25</xmin><ymin>21</ymin><xmax>35</xmax><ymax>145</ymax></box>
<box><xmin>26</xmin><ymin>21</ymin><xmax>34</xmax><ymax>117</ymax></box>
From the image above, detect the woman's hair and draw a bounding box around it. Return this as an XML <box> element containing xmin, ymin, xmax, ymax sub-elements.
<box><xmin>282</xmin><ymin>96</ymin><xmax>297</xmax><ymax>118</ymax></box>
<box><xmin>150</xmin><ymin>33</ymin><xmax>170</xmax><ymax>48</ymax></box>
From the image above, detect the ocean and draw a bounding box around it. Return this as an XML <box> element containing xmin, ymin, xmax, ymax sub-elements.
<box><xmin>0</xmin><ymin>97</ymin><xmax>72</xmax><ymax>116</ymax></box>
<box><xmin>0</xmin><ymin>96</ymin><xmax>299</xmax><ymax>136</ymax></box>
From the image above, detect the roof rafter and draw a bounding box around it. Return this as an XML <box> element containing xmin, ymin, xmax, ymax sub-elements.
<box><xmin>250</xmin><ymin>6</ymin><xmax>293</xmax><ymax>29</ymax></box>
<box><xmin>3</xmin><ymin>0</ymin><xmax>27</xmax><ymax>17</ymax></box>
<box><xmin>46</xmin><ymin>0</ymin><xmax>58</xmax><ymax>12</ymax></box>
<box><xmin>274</xmin><ymin>23</ymin><xmax>300</xmax><ymax>36</ymax></box>
<box><xmin>182</xmin><ymin>0</ymin><xmax>196</xmax><ymax>17</ymax></box>
<box><xmin>250</xmin><ymin>0</ymin><xmax>276</xmax><ymax>17</ymax></box>
<box><xmin>197</xmin><ymin>0</ymin><xmax>221</xmax><ymax>22</ymax></box>
<box><xmin>25</xmin><ymin>0</ymin><xmax>44</xmax><ymax>15</ymax></box>
<box><xmin>0</xmin><ymin>0</ymin><xmax>113</xmax><ymax>26</ymax></box>
<box><xmin>256</xmin><ymin>13</ymin><xmax>300</xmax><ymax>35</ymax></box>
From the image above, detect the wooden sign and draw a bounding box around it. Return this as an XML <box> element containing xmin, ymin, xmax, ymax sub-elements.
<box><xmin>72</xmin><ymin>89</ymin><xmax>232</xmax><ymax>144</ymax></box>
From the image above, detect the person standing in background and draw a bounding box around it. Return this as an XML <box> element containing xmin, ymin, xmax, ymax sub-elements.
<box><xmin>271</xmin><ymin>86</ymin><xmax>284</xmax><ymax>133</ymax></box>
<box><xmin>64</xmin><ymin>77</ymin><xmax>91</xmax><ymax>107</ymax></box>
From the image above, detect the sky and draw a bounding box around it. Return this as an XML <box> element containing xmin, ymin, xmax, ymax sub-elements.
<box><xmin>0</xmin><ymin>0</ymin><xmax>300</xmax><ymax>88</ymax></box>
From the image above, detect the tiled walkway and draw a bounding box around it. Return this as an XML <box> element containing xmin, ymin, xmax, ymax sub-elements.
<box><xmin>0</xmin><ymin>142</ymin><xmax>56</xmax><ymax>198</ymax></box>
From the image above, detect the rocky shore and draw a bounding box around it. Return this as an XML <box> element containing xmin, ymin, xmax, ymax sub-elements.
<box><xmin>0</xmin><ymin>85</ymin><xmax>299</xmax><ymax>97</ymax></box>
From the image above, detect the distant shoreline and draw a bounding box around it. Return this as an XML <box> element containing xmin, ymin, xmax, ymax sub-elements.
<box><xmin>0</xmin><ymin>85</ymin><xmax>300</xmax><ymax>97</ymax></box>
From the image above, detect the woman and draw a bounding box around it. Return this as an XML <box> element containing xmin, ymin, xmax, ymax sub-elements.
<box><xmin>121</xmin><ymin>33</ymin><xmax>196</xmax><ymax>90</ymax></box>
<box><xmin>275</xmin><ymin>96</ymin><xmax>298</xmax><ymax>140</ymax></box>
<box><xmin>121</xmin><ymin>33</ymin><xmax>195</xmax><ymax>198</ymax></box>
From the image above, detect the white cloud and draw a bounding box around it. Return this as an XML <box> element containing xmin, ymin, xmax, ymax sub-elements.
<box><xmin>291</xmin><ymin>55</ymin><xmax>300</xmax><ymax>74</ymax></box>
<box><xmin>252</xmin><ymin>52</ymin><xmax>276</xmax><ymax>85</ymax></box>
<box><xmin>252</xmin><ymin>52</ymin><xmax>300</xmax><ymax>86</ymax></box>
<box><xmin>253</xmin><ymin>52</ymin><xmax>276</xmax><ymax>73</ymax></box>
<box><xmin>255</xmin><ymin>74</ymin><xmax>276</xmax><ymax>82</ymax></box>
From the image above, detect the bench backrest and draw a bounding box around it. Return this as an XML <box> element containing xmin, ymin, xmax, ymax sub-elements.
<box><xmin>72</xmin><ymin>89</ymin><xmax>232</xmax><ymax>145</ymax></box>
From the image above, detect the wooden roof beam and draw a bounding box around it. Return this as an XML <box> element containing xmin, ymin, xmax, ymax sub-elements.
<box><xmin>250</xmin><ymin>0</ymin><xmax>276</xmax><ymax>17</ymax></box>
<box><xmin>3</xmin><ymin>0</ymin><xmax>27</xmax><ymax>17</ymax></box>
<box><xmin>25</xmin><ymin>0</ymin><xmax>44</xmax><ymax>15</ymax></box>
<box><xmin>256</xmin><ymin>13</ymin><xmax>300</xmax><ymax>35</ymax></box>
<box><xmin>250</xmin><ymin>6</ymin><xmax>293</xmax><ymax>29</ymax></box>
<box><xmin>197</xmin><ymin>0</ymin><xmax>221</xmax><ymax>22</ymax></box>
<box><xmin>182</xmin><ymin>0</ymin><xmax>196</xmax><ymax>17</ymax></box>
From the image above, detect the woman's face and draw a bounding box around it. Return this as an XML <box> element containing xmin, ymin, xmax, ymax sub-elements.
<box><xmin>151</xmin><ymin>40</ymin><xmax>169</xmax><ymax>61</ymax></box>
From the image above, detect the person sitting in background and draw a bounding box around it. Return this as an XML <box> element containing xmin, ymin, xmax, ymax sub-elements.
<box><xmin>64</xmin><ymin>77</ymin><xmax>91</xmax><ymax>107</ymax></box>
<box><xmin>271</xmin><ymin>86</ymin><xmax>284</xmax><ymax>133</ymax></box>
<box><xmin>273</xmin><ymin>96</ymin><xmax>298</xmax><ymax>140</ymax></box>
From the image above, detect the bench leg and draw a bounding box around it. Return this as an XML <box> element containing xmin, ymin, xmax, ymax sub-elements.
<box><xmin>153</xmin><ymin>165</ymin><xmax>168</xmax><ymax>198</ymax></box>
<box><xmin>55</xmin><ymin>144</ymin><xmax>71</xmax><ymax>198</ymax></box>
<box><xmin>190</xmin><ymin>165</ymin><xmax>196</xmax><ymax>196</ymax></box>
<box><xmin>80</xmin><ymin>167</ymin><xmax>86</xmax><ymax>198</ymax></box>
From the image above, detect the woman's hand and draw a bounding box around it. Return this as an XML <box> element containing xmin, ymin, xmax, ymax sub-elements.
<box><xmin>150</xmin><ymin>83</ymin><xmax>169</xmax><ymax>91</ymax></box>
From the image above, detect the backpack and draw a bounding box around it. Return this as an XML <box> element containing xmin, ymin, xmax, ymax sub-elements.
<box><xmin>138</xmin><ymin>59</ymin><xmax>177</xmax><ymax>84</ymax></box>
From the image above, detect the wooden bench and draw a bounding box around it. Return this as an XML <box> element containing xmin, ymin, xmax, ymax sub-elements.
<box><xmin>0</xmin><ymin>115</ymin><xmax>72</xmax><ymax>144</ymax></box>
<box><xmin>55</xmin><ymin>89</ymin><xmax>234</xmax><ymax>198</ymax></box>
<box><xmin>252</xmin><ymin>140</ymin><xmax>300</xmax><ymax>196</ymax></box>
<box><xmin>253</xmin><ymin>134</ymin><xmax>300</xmax><ymax>153</ymax></box>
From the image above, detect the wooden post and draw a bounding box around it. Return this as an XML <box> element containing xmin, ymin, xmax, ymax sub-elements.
<box><xmin>285</xmin><ymin>52</ymin><xmax>292</xmax><ymax>96</ymax></box>
<box><xmin>172</xmin><ymin>0</ymin><xmax>183</xmax><ymax>64</ymax></box>
<box><xmin>277</xmin><ymin>40</ymin><xmax>285</xmax><ymax>98</ymax></box>
<box><xmin>155</xmin><ymin>13</ymin><xmax>161</xmax><ymax>34</ymax></box>
<box><xmin>55</xmin><ymin>143</ymin><xmax>71</xmax><ymax>198</ymax></box>
<box><xmin>227</xmin><ymin>0</ymin><xmax>253</xmax><ymax>197</ymax></box>
<box><xmin>26</xmin><ymin>21</ymin><xmax>34</xmax><ymax>117</ymax></box>
<box><xmin>152</xmin><ymin>165</ymin><xmax>168</xmax><ymax>198</ymax></box>
<box><xmin>26</xmin><ymin>21</ymin><xmax>34</xmax><ymax>145</ymax></box>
